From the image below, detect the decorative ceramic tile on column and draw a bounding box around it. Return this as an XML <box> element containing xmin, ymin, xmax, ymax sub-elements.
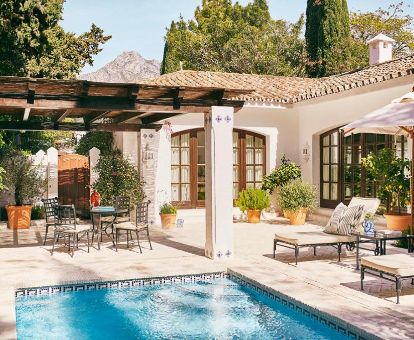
<box><xmin>204</xmin><ymin>106</ymin><xmax>234</xmax><ymax>260</ymax></box>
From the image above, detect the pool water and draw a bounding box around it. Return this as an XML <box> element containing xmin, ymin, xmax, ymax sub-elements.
<box><xmin>16</xmin><ymin>278</ymin><xmax>347</xmax><ymax>339</ymax></box>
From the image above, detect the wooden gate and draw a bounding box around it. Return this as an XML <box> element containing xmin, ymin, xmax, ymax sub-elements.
<box><xmin>58</xmin><ymin>154</ymin><xmax>90</xmax><ymax>217</ymax></box>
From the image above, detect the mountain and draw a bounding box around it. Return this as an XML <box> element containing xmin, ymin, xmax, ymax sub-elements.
<box><xmin>78</xmin><ymin>51</ymin><xmax>160</xmax><ymax>83</ymax></box>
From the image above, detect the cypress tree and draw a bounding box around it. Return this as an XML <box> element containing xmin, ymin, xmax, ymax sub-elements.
<box><xmin>305</xmin><ymin>0</ymin><xmax>351</xmax><ymax>77</ymax></box>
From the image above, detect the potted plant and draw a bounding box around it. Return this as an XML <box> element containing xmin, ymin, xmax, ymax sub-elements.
<box><xmin>261</xmin><ymin>155</ymin><xmax>301</xmax><ymax>215</ymax></box>
<box><xmin>1</xmin><ymin>152</ymin><xmax>46</xmax><ymax>229</ymax></box>
<box><xmin>277</xmin><ymin>179</ymin><xmax>317</xmax><ymax>225</ymax></box>
<box><xmin>236</xmin><ymin>188</ymin><xmax>270</xmax><ymax>223</ymax></box>
<box><xmin>159</xmin><ymin>203</ymin><xmax>177</xmax><ymax>229</ymax></box>
<box><xmin>362</xmin><ymin>148</ymin><xmax>411</xmax><ymax>231</ymax></box>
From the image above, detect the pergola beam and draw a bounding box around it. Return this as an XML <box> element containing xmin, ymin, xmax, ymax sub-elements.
<box><xmin>22</xmin><ymin>108</ymin><xmax>31</xmax><ymax>121</ymax></box>
<box><xmin>0</xmin><ymin>121</ymin><xmax>162</xmax><ymax>132</ymax></box>
<box><xmin>0</xmin><ymin>76</ymin><xmax>251</xmax><ymax>131</ymax></box>
<box><xmin>54</xmin><ymin>110</ymin><xmax>70</xmax><ymax>123</ymax></box>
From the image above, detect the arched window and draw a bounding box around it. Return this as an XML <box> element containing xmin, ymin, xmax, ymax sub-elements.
<box><xmin>171</xmin><ymin>128</ymin><xmax>266</xmax><ymax>208</ymax></box>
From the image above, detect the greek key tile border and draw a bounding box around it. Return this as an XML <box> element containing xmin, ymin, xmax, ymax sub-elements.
<box><xmin>15</xmin><ymin>272</ymin><xmax>228</xmax><ymax>298</ymax></box>
<box><xmin>228</xmin><ymin>270</ymin><xmax>378</xmax><ymax>340</ymax></box>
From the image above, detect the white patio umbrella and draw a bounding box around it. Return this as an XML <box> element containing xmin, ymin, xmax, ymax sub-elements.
<box><xmin>342</xmin><ymin>89</ymin><xmax>414</xmax><ymax>235</ymax></box>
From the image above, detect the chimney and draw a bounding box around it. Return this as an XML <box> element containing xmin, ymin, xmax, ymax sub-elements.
<box><xmin>367</xmin><ymin>33</ymin><xmax>395</xmax><ymax>65</ymax></box>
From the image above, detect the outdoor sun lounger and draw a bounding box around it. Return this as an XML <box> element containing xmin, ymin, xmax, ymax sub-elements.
<box><xmin>273</xmin><ymin>197</ymin><xmax>380</xmax><ymax>265</ymax></box>
<box><xmin>273</xmin><ymin>229</ymin><xmax>356</xmax><ymax>264</ymax></box>
<box><xmin>361</xmin><ymin>254</ymin><xmax>414</xmax><ymax>304</ymax></box>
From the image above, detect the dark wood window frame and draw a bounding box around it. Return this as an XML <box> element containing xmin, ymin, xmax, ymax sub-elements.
<box><xmin>171</xmin><ymin>128</ymin><xmax>266</xmax><ymax>208</ymax></box>
<box><xmin>320</xmin><ymin>128</ymin><xmax>407</xmax><ymax>208</ymax></box>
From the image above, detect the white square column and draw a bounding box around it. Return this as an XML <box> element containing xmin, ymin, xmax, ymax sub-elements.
<box><xmin>204</xmin><ymin>106</ymin><xmax>234</xmax><ymax>260</ymax></box>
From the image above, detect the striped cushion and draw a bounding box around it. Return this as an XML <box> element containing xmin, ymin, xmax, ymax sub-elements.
<box><xmin>337</xmin><ymin>205</ymin><xmax>364</xmax><ymax>235</ymax></box>
<box><xmin>324</xmin><ymin>203</ymin><xmax>347</xmax><ymax>234</ymax></box>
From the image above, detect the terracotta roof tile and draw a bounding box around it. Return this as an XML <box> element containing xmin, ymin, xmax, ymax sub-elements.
<box><xmin>145</xmin><ymin>55</ymin><xmax>414</xmax><ymax>103</ymax></box>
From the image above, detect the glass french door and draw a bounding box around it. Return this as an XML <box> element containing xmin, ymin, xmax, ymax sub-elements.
<box><xmin>320</xmin><ymin>128</ymin><xmax>407</xmax><ymax>208</ymax></box>
<box><xmin>171</xmin><ymin>129</ymin><xmax>266</xmax><ymax>208</ymax></box>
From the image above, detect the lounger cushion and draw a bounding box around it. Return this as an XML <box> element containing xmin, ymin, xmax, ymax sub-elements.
<box><xmin>361</xmin><ymin>254</ymin><xmax>414</xmax><ymax>277</ymax></box>
<box><xmin>275</xmin><ymin>230</ymin><xmax>356</xmax><ymax>246</ymax></box>
<box><xmin>325</xmin><ymin>203</ymin><xmax>347</xmax><ymax>233</ymax></box>
<box><xmin>337</xmin><ymin>205</ymin><xmax>364</xmax><ymax>235</ymax></box>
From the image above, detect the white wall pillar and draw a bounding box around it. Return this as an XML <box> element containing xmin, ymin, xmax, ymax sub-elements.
<box><xmin>140</xmin><ymin>128</ymin><xmax>172</xmax><ymax>225</ymax></box>
<box><xmin>89</xmin><ymin>147</ymin><xmax>101</xmax><ymax>187</ymax></box>
<box><xmin>205</xmin><ymin>106</ymin><xmax>234</xmax><ymax>260</ymax></box>
<box><xmin>113</xmin><ymin>132</ymin><xmax>138</xmax><ymax>167</ymax></box>
<box><xmin>46</xmin><ymin>147</ymin><xmax>58</xmax><ymax>198</ymax></box>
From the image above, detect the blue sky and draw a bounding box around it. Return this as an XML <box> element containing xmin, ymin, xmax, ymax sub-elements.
<box><xmin>61</xmin><ymin>0</ymin><xmax>414</xmax><ymax>73</ymax></box>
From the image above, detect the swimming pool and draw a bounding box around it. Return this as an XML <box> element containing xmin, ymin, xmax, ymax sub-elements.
<box><xmin>16</xmin><ymin>275</ymin><xmax>349</xmax><ymax>339</ymax></box>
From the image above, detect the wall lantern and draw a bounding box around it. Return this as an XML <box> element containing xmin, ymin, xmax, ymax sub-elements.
<box><xmin>302</xmin><ymin>142</ymin><xmax>310</xmax><ymax>162</ymax></box>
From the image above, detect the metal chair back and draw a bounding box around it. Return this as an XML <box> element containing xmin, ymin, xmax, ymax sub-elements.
<box><xmin>56</xmin><ymin>205</ymin><xmax>77</xmax><ymax>230</ymax></box>
<box><xmin>41</xmin><ymin>197</ymin><xmax>59</xmax><ymax>223</ymax></box>
<box><xmin>113</xmin><ymin>196</ymin><xmax>131</xmax><ymax>222</ymax></box>
<box><xmin>136</xmin><ymin>201</ymin><xmax>150</xmax><ymax>225</ymax></box>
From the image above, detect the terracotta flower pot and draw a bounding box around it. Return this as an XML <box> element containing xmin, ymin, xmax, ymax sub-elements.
<box><xmin>160</xmin><ymin>213</ymin><xmax>177</xmax><ymax>229</ymax></box>
<box><xmin>247</xmin><ymin>209</ymin><xmax>261</xmax><ymax>223</ymax></box>
<box><xmin>383</xmin><ymin>214</ymin><xmax>411</xmax><ymax>231</ymax></box>
<box><xmin>6</xmin><ymin>205</ymin><xmax>32</xmax><ymax>229</ymax></box>
<box><xmin>285</xmin><ymin>208</ymin><xmax>308</xmax><ymax>225</ymax></box>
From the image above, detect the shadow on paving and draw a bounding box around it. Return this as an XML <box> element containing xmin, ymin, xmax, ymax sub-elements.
<box><xmin>342</xmin><ymin>279</ymin><xmax>414</xmax><ymax>301</ymax></box>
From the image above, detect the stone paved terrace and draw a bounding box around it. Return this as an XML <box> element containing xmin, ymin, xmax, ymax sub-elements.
<box><xmin>0</xmin><ymin>212</ymin><xmax>413</xmax><ymax>339</ymax></box>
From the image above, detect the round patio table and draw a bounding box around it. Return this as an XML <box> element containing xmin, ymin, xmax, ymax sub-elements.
<box><xmin>90</xmin><ymin>206</ymin><xmax>117</xmax><ymax>250</ymax></box>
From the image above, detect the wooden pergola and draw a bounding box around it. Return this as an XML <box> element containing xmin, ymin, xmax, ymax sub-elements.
<box><xmin>0</xmin><ymin>76</ymin><xmax>251</xmax><ymax>131</ymax></box>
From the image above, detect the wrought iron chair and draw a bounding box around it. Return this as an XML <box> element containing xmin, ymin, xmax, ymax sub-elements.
<box><xmin>113</xmin><ymin>196</ymin><xmax>131</xmax><ymax>223</ymax></box>
<box><xmin>51</xmin><ymin>204</ymin><xmax>91</xmax><ymax>257</ymax></box>
<box><xmin>98</xmin><ymin>196</ymin><xmax>131</xmax><ymax>243</ymax></box>
<box><xmin>41</xmin><ymin>197</ymin><xmax>59</xmax><ymax>245</ymax></box>
<box><xmin>114</xmin><ymin>200</ymin><xmax>152</xmax><ymax>252</ymax></box>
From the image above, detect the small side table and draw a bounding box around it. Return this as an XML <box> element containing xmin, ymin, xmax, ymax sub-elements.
<box><xmin>352</xmin><ymin>231</ymin><xmax>414</xmax><ymax>270</ymax></box>
<box><xmin>90</xmin><ymin>206</ymin><xmax>117</xmax><ymax>250</ymax></box>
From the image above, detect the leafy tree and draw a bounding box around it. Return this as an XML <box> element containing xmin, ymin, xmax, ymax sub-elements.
<box><xmin>75</xmin><ymin>132</ymin><xmax>113</xmax><ymax>156</ymax></box>
<box><xmin>161</xmin><ymin>0</ymin><xmax>306</xmax><ymax>76</ymax></box>
<box><xmin>0</xmin><ymin>0</ymin><xmax>110</xmax><ymax>78</ymax></box>
<box><xmin>305</xmin><ymin>0</ymin><xmax>351</xmax><ymax>77</ymax></box>
<box><xmin>92</xmin><ymin>150</ymin><xmax>144</xmax><ymax>206</ymax></box>
<box><xmin>348</xmin><ymin>2</ymin><xmax>414</xmax><ymax>70</ymax></box>
<box><xmin>1</xmin><ymin>130</ymin><xmax>75</xmax><ymax>154</ymax></box>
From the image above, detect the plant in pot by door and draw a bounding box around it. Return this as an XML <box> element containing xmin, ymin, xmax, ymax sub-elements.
<box><xmin>277</xmin><ymin>179</ymin><xmax>317</xmax><ymax>225</ymax></box>
<box><xmin>362</xmin><ymin>148</ymin><xmax>411</xmax><ymax>231</ymax></box>
<box><xmin>159</xmin><ymin>203</ymin><xmax>177</xmax><ymax>229</ymax></box>
<box><xmin>1</xmin><ymin>151</ymin><xmax>46</xmax><ymax>229</ymax></box>
<box><xmin>261</xmin><ymin>155</ymin><xmax>301</xmax><ymax>216</ymax></box>
<box><xmin>236</xmin><ymin>188</ymin><xmax>270</xmax><ymax>223</ymax></box>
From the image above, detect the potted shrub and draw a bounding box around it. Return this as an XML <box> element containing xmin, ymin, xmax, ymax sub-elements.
<box><xmin>1</xmin><ymin>152</ymin><xmax>46</xmax><ymax>229</ymax></box>
<box><xmin>277</xmin><ymin>179</ymin><xmax>317</xmax><ymax>225</ymax></box>
<box><xmin>261</xmin><ymin>155</ymin><xmax>301</xmax><ymax>215</ymax></box>
<box><xmin>159</xmin><ymin>203</ymin><xmax>177</xmax><ymax>229</ymax></box>
<box><xmin>236</xmin><ymin>188</ymin><xmax>270</xmax><ymax>223</ymax></box>
<box><xmin>362</xmin><ymin>148</ymin><xmax>411</xmax><ymax>231</ymax></box>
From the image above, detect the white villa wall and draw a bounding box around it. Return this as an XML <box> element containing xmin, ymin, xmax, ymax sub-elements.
<box><xmin>167</xmin><ymin>106</ymin><xmax>298</xmax><ymax>173</ymax></box>
<box><xmin>114</xmin><ymin>74</ymin><xmax>414</xmax><ymax>219</ymax></box>
<box><xmin>296</xmin><ymin>76</ymin><xmax>414</xmax><ymax>191</ymax></box>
